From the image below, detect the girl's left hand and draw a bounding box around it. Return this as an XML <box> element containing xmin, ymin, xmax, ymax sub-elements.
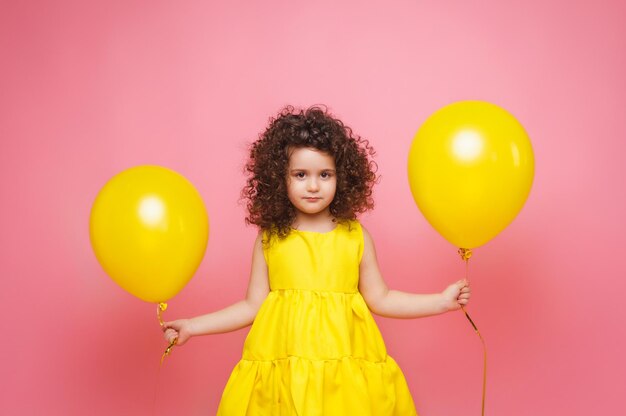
<box><xmin>441</xmin><ymin>279</ymin><xmax>471</xmax><ymax>312</ymax></box>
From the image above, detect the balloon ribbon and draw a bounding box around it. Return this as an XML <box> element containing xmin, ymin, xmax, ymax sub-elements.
<box><xmin>157</xmin><ymin>302</ymin><xmax>178</xmax><ymax>365</ymax></box>
<box><xmin>153</xmin><ymin>302</ymin><xmax>178</xmax><ymax>415</ymax></box>
<box><xmin>457</xmin><ymin>248</ymin><xmax>487</xmax><ymax>416</ymax></box>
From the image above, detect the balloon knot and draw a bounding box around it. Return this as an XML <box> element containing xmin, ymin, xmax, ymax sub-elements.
<box><xmin>458</xmin><ymin>248</ymin><xmax>472</xmax><ymax>261</ymax></box>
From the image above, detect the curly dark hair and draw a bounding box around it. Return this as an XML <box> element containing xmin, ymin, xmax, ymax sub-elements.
<box><xmin>240</xmin><ymin>105</ymin><xmax>379</xmax><ymax>240</ymax></box>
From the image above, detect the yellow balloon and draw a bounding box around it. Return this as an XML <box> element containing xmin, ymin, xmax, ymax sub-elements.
<box><xmin>89</xmin><ymin>165</ymin><xmax>209</xmax><ymax>303</ymax></box>
<box><xmin>408</xmin><ymin>101</ymin><xmax>534</xmax><ymax>249</ymax></box>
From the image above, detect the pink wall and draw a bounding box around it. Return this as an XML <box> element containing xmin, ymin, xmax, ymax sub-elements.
<box><xmin>1</xmin><ymin>1</ymin><xmax>624</xmax><ymax>414</ymax></box>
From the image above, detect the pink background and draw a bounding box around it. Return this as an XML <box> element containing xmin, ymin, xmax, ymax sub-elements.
<box><xmin>1</xmin><ymin>1</ymin><xmax>624</xmax><ymax>415</ymax></box>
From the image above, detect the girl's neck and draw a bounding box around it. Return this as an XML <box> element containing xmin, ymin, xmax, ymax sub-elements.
<box><xmin>291</xmin><ymin>211</ymin><xmax>336</xmax><ymax>232</ymax></box>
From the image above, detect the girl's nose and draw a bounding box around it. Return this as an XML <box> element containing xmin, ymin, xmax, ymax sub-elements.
<box><xmin>307</xmin><ymin>178</ymin><xmax>320</xmax><ymax>191</ymax></box>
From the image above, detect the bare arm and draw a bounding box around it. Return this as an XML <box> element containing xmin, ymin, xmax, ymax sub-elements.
<box><xmin>358</xmin><ymin>225</ymin><xmax>471</xmax><ymax>319</ymax></box>
<box><xmin>163</xmin><ymin>231</ymin><xmax>270</xmax><ymax>344</ymax></box>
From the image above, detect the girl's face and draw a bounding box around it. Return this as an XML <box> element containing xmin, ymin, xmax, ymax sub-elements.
<box><xmin>286</xmin><ymin>147</ymin><xmax>337</xmax><ymax>217</ymax></box>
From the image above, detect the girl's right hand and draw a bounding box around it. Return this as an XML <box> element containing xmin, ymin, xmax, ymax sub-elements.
<box><xmin>162</xmin><ymin>319</ymin><xmax>194</xmax><ymax>346</ymax></box>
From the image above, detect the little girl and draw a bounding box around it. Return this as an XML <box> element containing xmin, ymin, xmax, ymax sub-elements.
<box><xmin>163</xmin><ymin>105</ymin><xmax>471</xmax><ymax>415</ymax></box>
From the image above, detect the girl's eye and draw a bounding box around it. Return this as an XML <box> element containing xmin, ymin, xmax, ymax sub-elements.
<box><xmin>321</xmin><ymin>172</ymin><xmax>333</xmax><ymax>178</ymax></box>
<box><xmin>295</xmin><ymin>172</ymin><xmax>305</xmax><ymax>178</ymax></box>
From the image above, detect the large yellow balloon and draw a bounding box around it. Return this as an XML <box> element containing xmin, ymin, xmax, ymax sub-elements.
<box><xmin>90</xmin><ymin>165</ymin><xmax>209</xmax><ymax>303</ymax></box>
<box><xmin>408</xmin><ymin>101</ymin><xmax>534</xmax><ymax>249</ymax></box>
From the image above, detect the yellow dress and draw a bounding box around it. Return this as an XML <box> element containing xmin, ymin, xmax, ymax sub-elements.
<box><xmin>216</xmin><ymin>220</ymin><xmax>417</xmax><ymax>415</ymax></box>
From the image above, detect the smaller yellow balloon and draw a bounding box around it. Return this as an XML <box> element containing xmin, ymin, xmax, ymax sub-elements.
<box><xmin>407</xmin><ymin>101</ymin><xmax>534</xmax><ymax>249</ymax></box>
<box><xmin>89</xmin><ymin>165</ymin><xmax>209</xmax><ymax>303</ymax></box>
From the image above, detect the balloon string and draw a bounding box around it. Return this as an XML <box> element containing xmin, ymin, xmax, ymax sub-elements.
<box><xmin>161</xmin><ymin>339</ymin><xmax>178</xmax><ymax>365</ymax></box>
<box><xmin>157</xmin><ymin>303</ymin><xmax>178</xmax><ymax>364</ymax></box>
<box><xmin>153</xmin><ymin>302</ymin><xmax>178</xmax><ymax>415</ymax></box>
<box><xmin>157</xmin><ymin>302</ymin><xmax>167</xmax><ymax>326</ymax></box>
<box><xmin>457</xmin><ymin>248</ymin><xmax>487</xmax><ymax>416</ymax></box>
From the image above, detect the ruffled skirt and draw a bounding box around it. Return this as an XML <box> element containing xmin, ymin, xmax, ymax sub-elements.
<box><xmin>216</xmin><ymin>289</ymin><xmax>417</xmax><ymax>416</ymax></box>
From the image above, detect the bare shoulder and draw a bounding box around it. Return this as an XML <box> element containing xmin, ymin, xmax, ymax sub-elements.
<box><xmin>360</xmin><ymin>223</ymin><xmax>372</xmax><ymax>241</ymax></box>
<box><xmin>253</xmin><ymin>229</ymin><xmax>266</xmax><ymax>253</ymax></box>
<box><xmin>359</xmin><ymin>223</ymin><xmax>376</xmax><ymax>252</ymax></box>
<box><xmin>357</xmin><ymin>223</ymin><xmax>380</xmax><ymax>270</ymax></box>
<box><xmin>245</xmin><ymin>230</ymin><xmax>270</xmax><ymax>307</ymax></box>
<box><xmin>357</xmin><ymin>223</ymin><xmax>388</xmax><ymax>308</ymax></box>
